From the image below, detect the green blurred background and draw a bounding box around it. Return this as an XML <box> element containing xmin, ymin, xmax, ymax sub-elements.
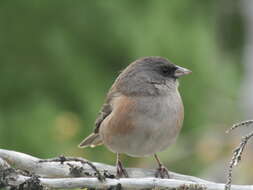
<box><xmin>1</xmin><ymin>0</ymin><xmax>252</xmax><ymax>185</ymax></box>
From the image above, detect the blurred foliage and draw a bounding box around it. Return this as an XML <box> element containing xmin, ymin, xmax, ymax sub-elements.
<box><xmin>0</xmin><ymin>0</ymin><xmax>249</xmax><ymax>184</ymax></box>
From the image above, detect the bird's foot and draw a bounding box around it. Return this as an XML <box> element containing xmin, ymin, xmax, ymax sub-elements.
<box><xmin>116</xmin><ymin>160</ymin><xmax>128</xmax><ymax>178</ymax></box>
<box><xmin>155</xmin><ymin>165</ymin><xmax>170</xmax><ymax>178</ymax></box>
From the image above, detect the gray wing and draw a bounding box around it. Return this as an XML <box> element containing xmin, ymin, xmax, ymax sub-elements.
<box><xmin>93</xmin><ymin>88</ymin><xmax>120</xmax><ymax>133</ymax></box>
<box><xmin>79</xmin><ymin>98</ymin><xmax>113</xmax><ymax>148</ymax></box>
<box><xmin>94</xmin><ymin>102</ymin><xmax>112</xmax><ymax>133</ymax></box>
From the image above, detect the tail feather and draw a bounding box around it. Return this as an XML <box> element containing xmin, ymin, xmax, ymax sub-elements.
<box><xmin>78</xmin><ymin>133</ymin><xmax>103</xmax><ymax>148</ymax></box>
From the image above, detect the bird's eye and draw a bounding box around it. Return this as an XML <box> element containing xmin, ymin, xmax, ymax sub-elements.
<box><xmin>160</xmin><ymin>65</ymin><xmax>177</xmax><ymax>77</ymax></box>
<box><xmin>162</xmin><ymin>67</ymin><xmax>170</xmax><ymax>74</ymax></box>
<box><xmin>161</xmin><ymin>66</ymin><xmax>172</xmax><ymax>75</ymax></box>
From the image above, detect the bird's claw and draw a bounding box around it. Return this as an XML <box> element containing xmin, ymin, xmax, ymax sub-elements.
<box><xmin>116</xmin><ymin>160</ymin><xmax>128</xmax><ymax>178</ymax></box>
<box><xmin>155</xmin><ymin>165</ymin><xmax>170</xmax><ymax>178</ymax></box>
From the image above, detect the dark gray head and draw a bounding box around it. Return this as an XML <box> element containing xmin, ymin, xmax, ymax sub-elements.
<box><xmin>115</xmin><ymin>56</ymin><xmax>192</xmax><ymax>96</ymax></box>
<box><xmin>131</xmin><ymin>56</ymin><xmax>191</xmax><ymax>80</ymax></box>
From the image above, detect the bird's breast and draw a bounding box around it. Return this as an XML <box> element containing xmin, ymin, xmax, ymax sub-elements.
<box><xmin>100</xmin><ymin>90</ymin><xmax>184</xmax><ymax>157</ymax></box>
<box><xmin>133</xmin><ymin>91</ymin><xmax>184</xmax><ymax>151</ymax></box>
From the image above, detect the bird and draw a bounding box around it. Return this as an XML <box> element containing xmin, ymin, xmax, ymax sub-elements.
<box><xmin>79</xmin><ymin>56</ymin><xmax>191</xmax><ymax>178</ymax></box>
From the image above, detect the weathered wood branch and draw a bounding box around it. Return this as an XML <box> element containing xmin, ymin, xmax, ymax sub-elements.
<box><xmin>0</xmin><ymin>149</ymin><xmax>252</xmax><ymax>190</ymax></box>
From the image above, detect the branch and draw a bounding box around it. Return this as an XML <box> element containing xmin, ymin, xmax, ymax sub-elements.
<box><xmin>0</xmin><ymin>149</ymin><xmax>252</xmax><ymax>190</ymax></box>
<box><xmin>225</xmin><ymin>120</ymin><xmax>253</xmax><ymax>190</ymax></box>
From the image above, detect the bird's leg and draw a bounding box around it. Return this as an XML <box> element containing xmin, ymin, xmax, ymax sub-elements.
<box><xmin>154</xmin><ymin>154</ymin><xmax>170</xmax><ymax>178</ymax></box>
<box><xmin>116</xmin><ymin>153</ymin><xmax>128</xmax><ymax>178</ymax></box>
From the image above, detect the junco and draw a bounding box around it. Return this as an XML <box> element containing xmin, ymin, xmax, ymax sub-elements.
<box><xmin>79</xmin><ymin>56</ymin><xmax>191</xmax><ymax>178</ymax></box>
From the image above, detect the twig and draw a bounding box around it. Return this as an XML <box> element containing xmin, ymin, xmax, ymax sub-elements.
<box><xmin>225</xmin><ymin>120</ymin><xmax>253</xmax><ymax>190</ymax></box>
<box><xmin>39</xmin><ymin>155</ymin><xmax>105</xmax><ymax>181</ymax></box>
<box><xmin>226</xmin><ymin>120</ymin><xmax>253</xmax><ymax>133</ymax></box>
